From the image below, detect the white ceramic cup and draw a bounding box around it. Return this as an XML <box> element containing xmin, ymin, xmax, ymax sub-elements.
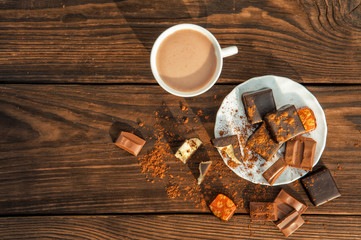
<box><xmin>150</xmin><ymin>24</ymin><xmax>238</xmax><ymax>97</ymax></box>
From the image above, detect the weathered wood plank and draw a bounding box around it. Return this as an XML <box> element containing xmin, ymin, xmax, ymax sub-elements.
<box><xmin>0</xmin><ymin>85</ymin><xmax>360</xmax><ymax>214</ymax></box>
<box><xmin>1</xmin><ymin>214</ymin><xmax>361</xmax><ymax>240</ymax></box>
<box><xmin>0</xmin><ymin>0</ymin><xmax>360</xmax><ymax>83</ymax></box>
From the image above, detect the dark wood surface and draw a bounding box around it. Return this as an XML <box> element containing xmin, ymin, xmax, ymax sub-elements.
<box><xmin>1</xmin><ymin>0</ymin><xmax>361</xmax><ymax>239</ymax></box>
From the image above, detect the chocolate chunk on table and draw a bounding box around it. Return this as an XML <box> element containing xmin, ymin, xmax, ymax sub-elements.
<box><xmin>298</xmin><ymin>107</ymin><xmax>317</xmax><ymax>132</ymax></box>
<box><xmin>211</xmin><ymin>135</ymin><xmax>242</xmax><ymax>164</ymax></box>
<box><xmin>197</xmin><ymin>161</ymin><xmax>212</xmax><ymax>185</ymax></box>
<box><xmin>285</xmin><ymin>136</ymin><xmax>317</xmax><ymax>171</ymax></box>
<box><xmin>275</xmin><ymin>210</ymin><xmax>305</xmax><ymax>237</ymax></box>
<box><xmin>250</xmin><ymin>202</ymin><xmax>277</xmax><ymax>221</ymax></box>
<box><xmin>262</xmin><ymin>157</ymin><xmax>288</xmax><ymax>185</ymax></box>
<box><xmin>115</xmin><ymin>131</ymin><xmax>146</xmax><ymax>156</ymax></box>
<box><xmin>175</xmin><ymin>138</ymin><xmax>202</xmax><ymax>164</ymax></box>
<box><xmin>245</xmin><ymin>123</ymin><xmax>282</xmax><ymax>161</ymax></box>
<box><xmin>242</xmin><ymin>88</ymin><xmax>277</xmax><ymax>124</ymax></box>
<box><xmin>264</xmin><ymin>104</ymin><xmax>306</xmax><ymax>143</ymax></box>
<box><xmin>301</xmin><ymin>168</ymin><xmax>341</xmax><ymax>206</ymax></box>
<box><xmin>209</xmin><ymin>194</ymin><xmax>236</xmax><ymax>221</ymax></box>
<box><xmin>274</xmin><ymin>189</ymin><xmax>308</xmax><ymax>220</ymax></box>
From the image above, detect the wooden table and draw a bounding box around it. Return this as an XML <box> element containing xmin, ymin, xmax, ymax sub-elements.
<box><xmin>1</xmin><ymin>0</ymin><xmax>361</xmax><ymax>239</ymax></box>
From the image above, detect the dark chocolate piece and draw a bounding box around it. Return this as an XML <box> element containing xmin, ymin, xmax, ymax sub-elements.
<box><xmin>262</xmin><ymin>157</ymin><xmax>288</xmax><ymax>185</ymax></box>
<box><xmin>242</xmin><ymin>88</ymin><xmax>277</xmax><ymax>124</ymax></box>
<box><xmin>250</xmin><ymin>202</ymin><xmax>277</xmax><ymax>221</ymax></box>
<box><xmin>212</xmin><ymin>135</ymin><xmax>242</xmax><ymax>164</ymax></box>
<box><xmin>197</xmin><ymin>161</ymin><xmax>212</xmax><ymax>185</ymax></box>
<box><xmin>301</xmin><ymin>168</ymin><xmax>341</xmax><ymax>206</ymax></box>
<box><xmin>115</xmin><ymin>131</ymin><xmax>146</xmax><ymax>156</ymax></box>
<box><xmin>285</xmin><ymin>136</ymin><xmax>317</xmax><ymax>171</ymax></box>
<box><xmin>245</xmin><ymin>123</ymin><xmax>282</xmax><ymax>161</ymax></box>
<box><xmin>274</xmin><ymin>189</ymin><xmax>308</xmax><ymax>220</ymax></box>
<box><xmin>264</xmin><ymin>105</ymin><xmax>306</xmax><ymax>143</ymax></box>
<box><xmin>275</xmin><ymin>210</ymin><xmax>305</xmax><ymax>237</ymax></box>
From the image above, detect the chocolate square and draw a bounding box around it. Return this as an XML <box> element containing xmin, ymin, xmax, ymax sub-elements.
<box><xmin>212</xmin><ymin>135</ymin><xmax>242</xmax><ymax>164</ymax></box>
<box><xmin>242</xmin><ymin>88</ymin><xmax>276</xmax><ymax>124</ymax></box>
<box><xmin>262</xmin><ymin>157</ymin><xmax>288</xmax><ymax>185</ymax></box>
<box><xmin>264</xmin><ymin>105</ymin><xmax>306</xmax><ymax>143</ymax></box>
<box><xmin>301</xmin><ymin>168</ymin><xmax>341</xmax><ymax>206</ymax></box>
<box><xmin>250</xmin><ymin>202</ymin><xmax>277</xmax><ymax>221</ymax></box>
<box><xmin>273</xmin><ymin>189</ymin><xmax>307</xmax><ymax>220</ymax></box>
<box><xmin>115</xmin><ymin>131</ymin><xmax>146</xmax><ymax>156</ymax></box>
<box><xmin>285</xmin><ymin>136</ymin><xmax>317</xmax><ymax>171</ymax></box>
<box><xmin>245</xmin><ymin>123</ymin><xmax>282</xmax><ymax>161</ymax></box>
<box><xmin>275</xmin><ymin>210</ymin><xmax>305</xmax><ymax>237</ymax></box>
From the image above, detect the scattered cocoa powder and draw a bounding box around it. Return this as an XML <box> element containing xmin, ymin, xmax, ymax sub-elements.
<box><xmin>354</xmin><ymin>143</ymin><xmax>359</xmax><ymax>147</ymax></box>
<box><xmin>197</xmin><ymin>110</ymin><xmax>203</xmax><ymax>116</ymax></box>
<box><xmin>138</xmin><ymin>121</ymin><xmax>144</xmax><ymax>127</ymax></box>
<box><xmin>183</xmin><ymin>117</ymin><xmax>189</xmax><ymax>124</ymax></box>
<box><xmin>166</xmin><ymin>183</ymin><xmax>180</xmax><ymax>199</ymax></box>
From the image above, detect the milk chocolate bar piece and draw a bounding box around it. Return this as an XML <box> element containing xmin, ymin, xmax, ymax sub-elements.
<box><xmin>250</xmin><ymin>202</ymin><xmax>277</xmax><ymax>221</ymax></box>
<box><xmin>262</xmin><ymin>157</ymin><xmax>288</xmax><ymax>185</ymax></box>
<box><xmin>245</xmin><ymin>123</ymin><xmax>282</xmax><ymax>161</ymax></box>
<box><xmin>274</xmin><ymin>189</ymin><xmax>308</xmax><ymax>220</ymax></box>
<box><xmin>298</xmin><ymin>107</ymin><xmax>317</xmax><ymax>132</ymax></box>
<box><xmin>175</xmin><ymin>138</ymin><xmax>202</xmax><ymax>164</ymax></box>
<box><xmin>301</xmin><ymin>168</ymin><xmax>341</xmax><ymax>206</ymax></box>
<box><xmin>275</xmin><ymin>210</ymin><xmax>305</xmax><ymax>237</ymax></box>
<box><xmin>197</xmin><ymin>161</ymin><xmax>212</xmax><ymax>185</ymax></box>
<box><xmin>212</xmin><ymin>135</ymin><xmax>242</xmax><ymax>164</ymax></box>
<box><xmin>115</xmin><ymin>131</ymin><xmax>146</xmax><ymax>156</ymax></box>
<box><xmin>285</xmin><ymin>136</ymin><xmax>317</xmax><ymax>171</ymax></box>
<box><xmin>209</xmin><ymin>194</ymin><xmax>237</xmax><ymax>221</ymax></box>
<box><xmin>242</xmin><ymin>88</ymin><xmax>277</xmax><ymax>124</ymax></box>
<box><xmin>264</xmin><ymin>105</ymin><xmax>306</xmax><ymax>143</ymax></box>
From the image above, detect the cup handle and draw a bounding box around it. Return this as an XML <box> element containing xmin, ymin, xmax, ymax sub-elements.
<box><xmin>221</xmin><ymin>46</ymin><xmax>238</xmax><ymax>58</ymax></box>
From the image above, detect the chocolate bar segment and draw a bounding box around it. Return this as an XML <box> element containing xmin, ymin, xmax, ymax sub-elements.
<box><xmin>298</xmin><ymin>107</ymin><xmax>317</xmax><ymax>132</ymax></box>
<box><xmin>209</xmin><ymin>194</ymin><xmax>236</xmax><ymax>221</ymax></box>
<box><xmin>249</xmin><ymin>202</ymin><xmax>277</xmax><ymax>221</ymax></box>
<box><xmin>285</xmin><ymin>136</ymin><xmax>317</xmax><ymax>171</ymax></box>
<box><xmin>264</xmin><ymin>105</ymin><xmax>306</xmax><ymax>143</ymax></box>
<box><xmin>245</xmin><ymin>123</ymin><xmax>282</xmax><ymax>161</ymax></box>
<box><xmin>115</xmin><ymin>131</ymin><xmax>146</xmax><ymax>156</ymax></box>
<box><xmin>262</xmin><ymin>157</ymin><xmax>288</xmax><ymax>185</ymax></box>
<box><xmin>212</xmin><ymin>135</ymin><xmax>242</xmax><ymax>164</ymax></box>
<box><xmin>175</xmin><ymin>138</ymin><xmax>202</xmax><ymax>164</ymax></box>
<box><xmin>242</xmin><ymin>88</ymin><xmax>277</xmax><ymax>124</ymax></box>
<box><xmin>275</xmin><ymin>210</ymin><xmax>305</xmax><ymax>237</ymax></box>
<box><xmin>301</xmin><ymin>168</ymin><xmax>341</xmax><ymax>206</ymax></box>
<box><xmin>274</xmin><ymin>189</ymin><xmax>308</xmax><ymax>220</ymax></box>
<box><xmin>197</xmin><ymin>161</ymin><xmax>212</xmax><ymax>185</ymax></box>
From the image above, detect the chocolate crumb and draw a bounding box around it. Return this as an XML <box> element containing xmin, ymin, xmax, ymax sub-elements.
<box><xmin>183</xmin><ymin>117</ymin><xmax>189</xmax><ymax>124</ymax></box>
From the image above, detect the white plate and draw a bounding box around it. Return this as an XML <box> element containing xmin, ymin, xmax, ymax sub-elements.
<box><xmin>214</xmin><ymin>75</ymin><xmax>327</xmax><ymax>186</ymax></box>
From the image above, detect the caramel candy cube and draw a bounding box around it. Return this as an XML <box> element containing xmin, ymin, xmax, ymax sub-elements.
<box><xmin>298</xmin><ymin>107</ymin><xmax>317</xmax><ymax>132</ymax></box>
<box><xmin>242</xmin><ymin>88</ymin><xmax>276</xmax><ymax>124</ymax></box>
<box><xmin>246</xmin><ymin>123</ymin><xmax>282</xmax><ymax>161</ymax></box>
<box><xmin>285</xmin><ymin>136</ymin><xmax>317</xmax><ymax>171</ymax></box>
<box><xmin>209</xmin><ymin>194</ymin><xmax>236</xmax><ymax>221</ymax></box>
<box><xmin>115</xmin><ymin>131</ymin><xmax>146</xmax><ymax>156</ymax></box>
<box><xmin>264</xmin><ymin>105</ymin><xmax>306</xmax><ymax>143</ymax></box>
<box><xmin>250</xmin><ymin>202</ymin><xmax>277</xmax><ymax>221</ymax></box>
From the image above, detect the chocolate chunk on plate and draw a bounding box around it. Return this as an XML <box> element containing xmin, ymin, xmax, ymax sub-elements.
<box><xmin>242</xmin><ymin>88</ymin><xmax>276</xmax><ymax>124</ymax></box>
<box><xmin>212</xmin><ymin>135</ymin><xmax>242</xmax><ymax>164</ymax></box>
<box><xmin>262</xmin><ymin>156</ymin><xmax>288</xmax><ymax>185</ymax></box>
<box><xmin>301</xmin><ymin>167</ymin><xmax>341</xmax><ymax>206</ymax></box>
<box><xmin>285</xmin><ymin>136</ymin><xmax>317</xmax><ymax>171</ymax></box>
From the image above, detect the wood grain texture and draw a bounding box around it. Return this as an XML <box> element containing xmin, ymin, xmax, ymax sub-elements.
<box><xmin>0</xmin><ymin>0</ymin><xmax>361</xmax><ymax>83</ymax></box>
<box><xmin>0</xmin><ymin>85</ymin><xmax>360</xmax><ymax>215</ymax></box>
<box><xmin>1</xmin><ymin>214</ymin><xmax>361</xmax><ymax>240</ymax></box>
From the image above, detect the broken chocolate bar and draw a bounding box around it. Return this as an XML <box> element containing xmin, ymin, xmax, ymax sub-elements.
<box><xmin>285</xmin><ymin>136</ymin><xmax>317</xmax><ymax>171</ymax></box>
<box><xmin>197</xmin><ymin>161</ymin><xmax>212</xmax><ymax>185</ymax></box>
<box><xmin>115</xmin><ymin>131</ymin><xmax>146</xmax><ymax>156</ymax></box>
<box><xmin>262</xmin><ymin>157</ymin><xmax>288</xmax><ymax>185</ymax></box>
<box><xmin>175</xmin><ymin>138</ymin><xmax>202</xmax><ymax>164</ymax></box>
<box><xmin>242</xmin><ymin>88</ymin><xmax>277</xmax><ymax>124</ymax></box>
<box><xmin>245</xmin><ymin>123</ymin><xmax>282</xmax><ymax>161</ymax></box>
<box><xmin>211</xmin><ymin>135</ymin><xmax>242</xmax><ymax>164</ymax></box>
<box><xmin>298</xmin><ymin>107</ymin><xmax>317</xmax><ymax>132</ymax></box>
<box><xmin>275</xmin><ymin>210</ymin><xmax>305</xmax><ymax>237</ymax></box>
<box><xmin>274</xmin><ymin>189</ymin><xmax>308</xmax><ymax>220</ymax></box>
<box><xmin>264</xmin><ymin>105</ymin><xmax>306</xmax><ymax>143</ymax></box>
<box><xmin>301</xmin><ymin>168</ymin><xmax>341</xmax><ymax>206</ymax></box>
<box><xmin>209</xmin><ymin>194</ymin><xmax>236</xmax><ymax>221</ymax></box>
<box><xmin>249</xmin><ymin>202</ymin><xmax>277</xmax><ymax>221</ymax></box>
